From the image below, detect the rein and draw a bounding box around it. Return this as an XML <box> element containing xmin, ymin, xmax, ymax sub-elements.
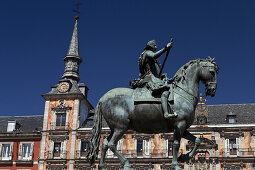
<box><xmin>173</xmin><ymin>82</ymin><xmax>198</xmax><ymax>103</ymax></box>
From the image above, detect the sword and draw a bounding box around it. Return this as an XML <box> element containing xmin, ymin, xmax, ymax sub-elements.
<box><xmin>159</xmin><ymin>38</ymin><xmax>173</xmax><ymax>76</ymax></box>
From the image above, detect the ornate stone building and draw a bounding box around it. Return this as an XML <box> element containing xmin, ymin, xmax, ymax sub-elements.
<box><xmin>38</xmin><ymin>16</ymin><xmax>255</xmax><ymax>170</ymax></box>
<box><xmin>38</xmin><ymin>17</ymin><xmax>93</xmax><ymax>170</ymax></box>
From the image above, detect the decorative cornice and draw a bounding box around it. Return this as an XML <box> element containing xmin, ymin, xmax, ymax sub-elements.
<box><xmin>186</xmin><ymin>137</ymin><xmax>218</xmax><ymax>150</ymax></box>
<box><xmin>220</xmin><ymin>131</ymin><xmax>244</xmax><ymax>138</ymax></box>
<box><xmin>49</xmin><ymin>135</ymin><xmax>69</xmax><ymax>142</ymax></box>
<box><xmin>132</xmin><ymin>134</ymin><xmax>154</xmax><ymax>141</ymax></box>
<box><xmin>161</xmin><ymin>134</ymin><xmax>174</xmax><ymax>140</ymax></box>
<box><xmin>51</xmin><ymin>100</ymin><xmax>72</xmax><ymax>112</ymax></box>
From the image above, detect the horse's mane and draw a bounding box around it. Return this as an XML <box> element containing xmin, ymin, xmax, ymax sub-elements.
<box><xmin>174</xmin><ymin>57</ymin><xmax>219</xmax><ymax>83</ymax></box>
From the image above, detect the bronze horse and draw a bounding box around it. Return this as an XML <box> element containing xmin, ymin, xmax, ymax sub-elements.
<box><xmin>88</xmin><ymin>58</ymin><xmax>218</xmax><ymax>170</ymax></box>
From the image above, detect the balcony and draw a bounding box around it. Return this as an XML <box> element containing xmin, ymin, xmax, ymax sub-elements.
<box><xmin>0</xmin><ymin>151</ymin><xmax>13</xmax><ymax>165</ymax></box>
<box><xmin>238</xmin><ymin>148</ymin><xmax>255</xmax><ymax>156</ymax></box>
<box><xmin>98</xmin><ymin>149</ymin><xmax>172</xmax><ymax>159</ymax></box>
<box><xmin>76</xmin><ymin>150</ymin><xmax>88</xmax><ymax>159</ymax></box>
<box><xmin>16</xmin><ymin>151</ymin><xmax>33</xmax><ymax>165</ymax></box>
<box><xmin>50</xmin><ymin>122</ymin><xmax>70</xmax><ymax>131</ymax></box>
<box><xmin>47</xmin><ymin>151</ymin><xmax>68</xmax><ymax>159</ymax></box>
<box><xmin>222</xmin><ymin>148</ymin><xmax>255</xmax><ymax>157</ymax></box>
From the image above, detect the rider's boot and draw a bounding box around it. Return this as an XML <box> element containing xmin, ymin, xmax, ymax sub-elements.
<box><xmin>161</xmin><ymin>91</ymin><xmax>177</xmax><ymax>119</ymax></box>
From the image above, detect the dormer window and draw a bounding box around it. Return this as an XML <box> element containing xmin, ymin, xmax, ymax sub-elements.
<box><xmin>197</xmin><ymin>117</ymin><xmax>207</xmax><ymax>125</ymax></box>
<box><xmin>7</xmin><ymin>121</ymin><xmax>16</xmax><ymax>132</ymax></box>
<box><xmin>226</xmin><ymin>112</ymin><xmax>236</xmax><ymax>123</ymax></box>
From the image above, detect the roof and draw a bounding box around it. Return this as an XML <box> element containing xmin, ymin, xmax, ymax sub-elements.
<box><xmin>206</xmin><ymin>103</ymin><xmax>255</xmax><ymax>125</ymax></box>
<box><xmin>84</xmin><ymin>103</ymin><xmax>255</xmax><ymax>128</ymax></box>
<box><xmin>0</xmin><ymin>115</ymin><xmax>43</xmax><ymax>133</ymax></box>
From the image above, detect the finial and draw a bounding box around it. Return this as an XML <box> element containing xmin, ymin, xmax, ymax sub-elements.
<box><xmin>75</xmin><ymin>15</ymin><xmax>79</xmax><ymax>20</ymax></box>
<box><xmin>72</xmin><ymin>0</ymin><xmax>82</xmax><ymax>18</ymax></box>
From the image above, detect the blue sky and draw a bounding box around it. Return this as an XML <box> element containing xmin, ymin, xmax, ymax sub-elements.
<box><xmin>0</xmin><ymin>0</ymin><xmax>254</xmax><ymax>116</ymax></box>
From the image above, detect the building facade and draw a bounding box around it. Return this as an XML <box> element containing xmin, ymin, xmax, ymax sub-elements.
<box><xmin>0</xmin><ymin>116</ymin><xmax>43</xmax><ymax>170</ymax></box>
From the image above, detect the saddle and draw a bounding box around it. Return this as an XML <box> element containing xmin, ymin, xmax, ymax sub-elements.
<box><xmin>132</xmin><ymin>87</ymin><xmax>174</xmax><ymax>114</ymax></box>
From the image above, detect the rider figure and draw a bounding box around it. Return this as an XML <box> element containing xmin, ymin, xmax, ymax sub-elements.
<box><xmin>139</xmin><ymin>39</ymin><xmax>177</xmax><ymax>119</ymax></box>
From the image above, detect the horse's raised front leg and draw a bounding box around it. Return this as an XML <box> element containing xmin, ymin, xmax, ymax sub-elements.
<box><xmin>172</xmin><ymin>121</ymin><xmax>186</xmax><ymax>170</ymax></box>
<box><xmin>108</xmin><ymin>129</ymin><xmax>130</xmax><ymax>170</ymax></box>
<box><xmin>178</xmin><ymin>129</ymin><xmax>200</xmax><ymax>162</ymax></box>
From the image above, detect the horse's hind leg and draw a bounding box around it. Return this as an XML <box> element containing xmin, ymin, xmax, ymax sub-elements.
<box><xmin>178</xmin><ymin>130</ymin><xmax>200</xmax><ymax>161</ymax></box>
<box><xmin>108</xmin><ymin>129</ymin><xmax>130</xmax><ymax>170</ymax></box>
<box><xmin>172</xmin><ymin>121</ymin><xmax>186</xmax><ymax>170</ymax></box>
<box><xmin>99</xmin><ymin>131</ymin><xmax>113</xmax><ymax>170</ymax></box>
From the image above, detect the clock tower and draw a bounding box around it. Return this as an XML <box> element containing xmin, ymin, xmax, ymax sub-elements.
<box><xmin>38</xmin><ymin>16</ymin><xmax>93</xmax><ymax>170</ymax></box>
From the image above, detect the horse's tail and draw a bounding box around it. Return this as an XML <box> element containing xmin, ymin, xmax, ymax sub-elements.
<box><xmin>87</xmin><ymin>102</ymin><xmax>102</xmax><ymax>165</ymax></box>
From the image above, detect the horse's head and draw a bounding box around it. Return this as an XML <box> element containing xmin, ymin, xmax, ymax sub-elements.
<box><xmin>199</xmin><ymin>57</ymin><xmax>219</xmax><ymax>97</ymax></box>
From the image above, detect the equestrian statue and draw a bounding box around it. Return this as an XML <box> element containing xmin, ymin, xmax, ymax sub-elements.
<box><xmin>87</xmin><ymin>38</ymin><xmax>219</xmax><ymax>170</ymax></box>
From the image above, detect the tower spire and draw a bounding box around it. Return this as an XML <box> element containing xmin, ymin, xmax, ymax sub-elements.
<box><xmin>62</xmin><ymin>17</ymin><xmax>82</xmax><ymax>82</ymax></box>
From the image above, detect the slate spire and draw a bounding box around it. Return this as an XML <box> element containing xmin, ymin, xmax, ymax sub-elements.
<box><xmin>62</xmin><ymin>16</ymin><xmax>82</xmax><ymax>82</ymax></box>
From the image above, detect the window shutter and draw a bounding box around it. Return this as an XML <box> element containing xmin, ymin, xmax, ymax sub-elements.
<box><xmin>0</xmin><ymin>144</ymin><xmax>2</xmax><ymax>160</ymax></box>
<box><xmin>144</xmin><ymin>140</ymin><xmax>150</xmax><ymax>156</ymax></box>
<box><xmin>9</xmin><ymin>144</ymin><xmax>13</xmax><ymax>160</ymax></box>
<box><xmin>30</xmin><ymin>143</ymin><xmax>34</xmax><ymax>160</ymax></box>
<box><xmin>78</xmin><ymin>140</ymin><xmax>81</xmax><ymax>158</ymax></box>
<box><xmin>165</xmin><ymin>139</ymin><xmax>168</xmax><ymax>157</ymax></box>
<box><xmin>117</xmin><ymin>140</ymin><xmax>121</xmax><ymax>152</ymax></box>
<box><xmin>49</xmin><ymin>141</ymin><xmax>54</xmax><ymax>159</ymax></box>
<box><xmin>236</xmin><ymin>137</ymin><xmax>239</xmax><ymax>156</ymax></box>
<box><xmin>226</xmin><ymin>139</ymin><xmax>229</xmax><ymax>156</ymax></box>
<box><xmin>18</xmin><ymin>143</ymin><xmax>22</xmax><ymax>160</ymax></box>
<box><xmin>60</xmin><ymin>141</ymin><xmax>64</xmax><ymax>158</ymax></box>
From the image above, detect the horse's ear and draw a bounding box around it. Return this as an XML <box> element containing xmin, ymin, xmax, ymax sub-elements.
<box><xmin>207</xmin><ymin>56</ymin><xmax>215</xmax><ymax>62</ymax></box>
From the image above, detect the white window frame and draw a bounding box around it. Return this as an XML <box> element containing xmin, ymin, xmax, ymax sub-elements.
<box><xmin>51</xmin><ymin>140</ymin><xmax>67</xmax><ymax>159</ymax></box>
<box><xmin>143</xmin><ymin>139</ymin><xmax>151</xmax><ymax>158</ymax></box>
<box><xmin>0</xmin><ymin>142</ymin><xmax>13</xmax><ymax>161</ymax></box>
<box><xmin>51</xmin><ymin>100</ymin><xmax>70</xmax><ymax>130</ymax></box>
<box><xmin>52</xmin><ymin>111</ymin><xmax>70</xmax><ymax>130</ymax></box>
<box><xmin>18</xmin><ymin>142</ymin><xmax>34</xmax><ymax>160</ymax></box>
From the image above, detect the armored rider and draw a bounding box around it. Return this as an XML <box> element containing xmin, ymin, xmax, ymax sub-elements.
<box><xmin>138</xmin><ymin>39</ymin><xmax>177</xmax><ymax>119</ymax></box>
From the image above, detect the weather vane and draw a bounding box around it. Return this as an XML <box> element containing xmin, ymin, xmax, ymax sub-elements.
<box><xmin>72</xmin><ymin>0</ymin><xmax>82</xmax><ymax>20</ymax></box>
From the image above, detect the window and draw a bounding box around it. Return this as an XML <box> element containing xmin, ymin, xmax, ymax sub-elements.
<box><xmin>56</xmin><ymin>113</ymin><xmax>66</xmax><ymax>128</ymax></box>
<box><xmin>7</xmin><ymin>121</ymin><xmax>16</xmax><ymax>132</ymax></box>
<box><xmin>197</xmin><ymin>117</ymin><xmax>207</xmax><ymax>125</ymax></box>
<box><xmin>228</xmin><ymin>116</ymin><xmax>236</xmax><ymax>123</ymax></box>
<box><xmin>22</xmin><ymin>144</ymin><xmax>31</xmax><ymax>159</ymax></box>
<box><xmin>229</xmin><ymin>139</ymin><xmax>237</xmax><ymax>155</ymax></box>
<box><xmin>137</xmin><ymin>140</ymin><xmax>143</xmax><ymax>157</ymax></box>
<box><xmin>168</xmin><ymin>141</ymin><xmax>172</xmax><ymax>156</ymax></box>
<box><xmin>53</xmin><ymin>142</ymin><xmax>61</xmax><ymax>157</ymax></box>
<box><xmin>81</xmin><ymin>141</ymin><xmax>90</xmax><ymax>157</ymax></box>
<box><xmin>18</xmin><ymin>142</ymin><xmax>33</xmax><ymax>160</ymax></box>
<box><xmin>1</xmin><ymin>144</ymin><xmax>11</xmax><ymax>160</ymax></box>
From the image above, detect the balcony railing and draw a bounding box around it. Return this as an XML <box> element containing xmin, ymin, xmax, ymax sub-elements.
<box><xmin>97</xmin><ymin>149</ymin><xmax>172</xmax><ymax>159</ymax></box>
<box><xmin>0</xmin><ymin>152</ymin><xmax>13</xmax><ymax>161</ymax></box>
<box><xmin>222</xmin><ymin>148</ymin><xmax>255</xmax><ymax>156</ymax></box>
<box><xmin>47</xmin><ymin>151</ymin><xmax>68</xmax><ymax>159</ymax></box>
<box><xmin>17</xmin><ymin>151</ymin><xmax>33</xmax><ymax>161</ymax></box>
<box><xmin>50</xmin><ymin>122</ymin><xmax>70</xmax><ymax>130</ymax></box>
<box><xmin>76</xmin><ymin>150</ymin><xmax>89</xmax><ymax>158</ymax></box>
<box><xmin>238</xmin><ymin>148</ymin><xmax>255</xmax><ymax>156</ymax></box>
